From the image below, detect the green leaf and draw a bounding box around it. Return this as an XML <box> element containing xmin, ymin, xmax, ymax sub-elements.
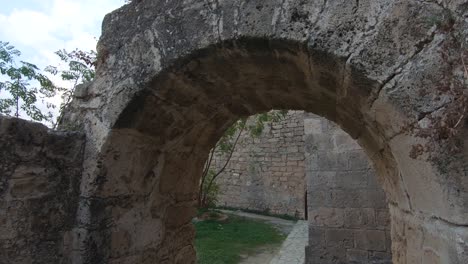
<box><xmin>0</xmin><ymin>41</ymin><xmax>60</xmax><ymax>122</ymax></box>
<box><xmin>49</xmin><ymin>48</ymin><xmax>96</xmax><ymax>127</ymax></box>
<box><xmin>44</xmin><ymin>65</ymin><xmax>58</xmax><ymax>75</ymax></box>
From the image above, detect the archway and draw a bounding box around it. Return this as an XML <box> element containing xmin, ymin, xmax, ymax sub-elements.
<box><xmin>211</xmin><ymin>111</ymin><xmax>393</xmax><ymax>263</ymax></box>
<box><xmin>63</xmin><ymin>1</ymin><xmax>468</xmax><ymax>263</ymax></box>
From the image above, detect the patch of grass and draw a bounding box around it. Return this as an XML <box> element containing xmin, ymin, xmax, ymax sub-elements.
<box><xmin>195</xmin><ymin>214</ymin><xmax>286</xmax><ymax>264</ymax></box>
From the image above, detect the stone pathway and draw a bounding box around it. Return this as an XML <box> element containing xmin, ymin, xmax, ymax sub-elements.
<box><xmin>219</xmin><ymin>210</ymin><xmax>308</xmax><ymax>264</ymax></box>
<box><xmin>269</xmin><ymin>220</ymin><xmax>308</xmax><ymax>264</ymax></box>
<box><xmin>218</xmin><ymin>210</ymin><xmax>296</xmax><ymax>235</ymax></box>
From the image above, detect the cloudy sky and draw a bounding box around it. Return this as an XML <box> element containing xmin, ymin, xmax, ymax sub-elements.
<box><xmin>0</xmin><ymin>0</ymin><xmax>125</xmax><ymax>125</ymax></box>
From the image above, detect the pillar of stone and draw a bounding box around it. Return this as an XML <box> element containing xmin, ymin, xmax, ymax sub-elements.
<box><xmin>304</xmin><ymin>114</ymin><xmax>392</xmax><ymax>264</ymax></box>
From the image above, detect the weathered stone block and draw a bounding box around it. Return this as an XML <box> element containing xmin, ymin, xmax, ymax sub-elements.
<box><xmin>309</xmin><ymin>208</ymin><xmax>344</xmax><ymax>228</ymax></box>
<box><xmin>304</xmin><ymin>118</ymin><xmax>323</xmax><ymax>135</ymax></box>
<box><xmin>328</xmin><ymin>189</ymin><xmax>368</xmax><ymax>208</ymax></box>
<box><xmin>369</xmin><ymin>251</ymin><xmax>392</xmax><ymax>264</ymax></box>
<box><xmin>305</xmin><ymin>133</ymin><xmax>334</xmax><ymax>152</ymax></box>
<box><xmin>344</xmin><ymin>208</ymin><xmax>376</xmax><ymax>229</ymax></box>
<box><xmin>308</xmin><ymin>226</ymin><xmax>326</xmax><ymax>248</ymax></box>
<box><xmin>347</xmin><ymin>249</ymin><xmax>369</xmax><ymax>263</ymax></box>
<box><xmin>334</xmin><ymin>133</ymin><xmax>361</xmax><ymax>151</ymax></box>
<box><xmin>364</xmin><ymin>190</ymin><xmax>388</xmax><ymax>209</ymax></box>
<box><xmin>348</xmin><ymin>150</ymin><xmax>370</xmax><ymax>170</ymax></box>
<box><xmin>307</xmin><ymin>170</ymin><xmax>337</xmax><ymax>188</ymax></box>
<box><xmin>367</xmin><ymin>169</ymin><xmax>381</xmax><ymax>188</ymax></box>
<box><xmin>375</xmin><ymin>209</ymin><xmax>390</xmax><ymax>230</ymax></box>
<box><xmin>306</xmin><ymin>246</ymin><xmax>347</xmax><ymax>264</ymax></box>
<box><xmin>336</xmin><ymin>170</ymin><xmax>369</xmax><ymax>188</ymax></box>
<box><xmin>308</xmin><ymin>189</ymin><xmax>327</xmax><ymax>208</ymax></box>
<box><xmin>317</xmin><ymin>151</ymin><xmax>339</xmax><ymax>171</ymax></box>
<box><xmin>325</xmin><ymin>228</ymin><xmax>354</xmax><ymax>249</ymax></box>
<box><xmin>355</xmin><ymin>230</ymin><xmax>387</xmax><ymax>252</ymax></box>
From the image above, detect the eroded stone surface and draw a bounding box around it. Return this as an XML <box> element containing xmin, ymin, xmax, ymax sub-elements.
<box><xmin>1</xmin><ymin>0</ymin><xmax>467</xmax><ymax>263</ymax></box>
<box><xmin>60</xmin><ymin>0</ymin><xmax>468</xmax><ymax>263</ymax></box>
<box><xmin>0</xmin><ymin>116</ymin><xmax>84</xmax><ymax>264</ymax></box>
<box><xmin>305</xmin><ymin>115</ymin><xmax>392</xmax><ymax>264</ymax></box>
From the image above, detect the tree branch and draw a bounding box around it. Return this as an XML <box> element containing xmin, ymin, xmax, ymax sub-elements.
<box><xmin>203</xmin><ymin>124</ymin><xmax>245</xmax><ymax>205</ymax></box>
<box><xmin>198</xmin><ymin>147</ymin><xmax>216</xmax><ymax>205</ymax></box>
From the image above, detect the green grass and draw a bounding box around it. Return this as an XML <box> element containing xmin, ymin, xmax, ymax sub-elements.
<box><xmin>195</xmin><ymin>214</ymin><xmax>286</xmax><ymax>264</ymax></box>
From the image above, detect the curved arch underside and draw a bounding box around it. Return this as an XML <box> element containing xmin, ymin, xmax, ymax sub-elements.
<box><xmin>62</xmin><ymin>0</ymin><xmax>468</xmax><ymax>263</ymax></box>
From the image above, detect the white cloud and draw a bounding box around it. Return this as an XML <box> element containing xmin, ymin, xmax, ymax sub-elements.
<box><xmin>0</xmin><ymin>0</ymin><xmax>125</xmax><ymax>126</ymax></box>
<box><xmin>1</xmin><ymin>0</ymin><xmax>125</xmax><ymax>61</ymax></box>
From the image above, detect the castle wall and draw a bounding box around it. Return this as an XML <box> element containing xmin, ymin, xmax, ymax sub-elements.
<box><xmin>215</xmin><ymin>111</ymin><xmax>307</xmax><ymax>218</ymax></box>
<box><xmin>213</xmin><ymin>112</ymin><xmax>392</xmax><ymax>263</ymax></box>
<box><xmin>304</xmin><ymin>114</ymin><xmax>392</xmax><ymax>263</ymax></box>
<box><xmin>0</xmin><ymin>116</ymin><xmax>84</xmax><ymax>264</ymax></box>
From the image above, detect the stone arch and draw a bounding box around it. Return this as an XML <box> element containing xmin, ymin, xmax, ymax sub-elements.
<box><xmin>63</xmin><ymin>1</ymin><xmax>468</xmax><ymax>263</ymax></box>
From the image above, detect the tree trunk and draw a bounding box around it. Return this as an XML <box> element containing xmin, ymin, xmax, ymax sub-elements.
<box><xmin>200</xmin><ymin>125</ymin><xmax>245</xmax><ymax>208</ymax></box>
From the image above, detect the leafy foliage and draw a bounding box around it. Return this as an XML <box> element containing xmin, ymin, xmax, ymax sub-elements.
<box><xmin>247</xmin><ymin>110</ymin><xmax>288</xmax><ymax>137</ymax></box>
<box><xmin>0</xmin><ymin>41</ymin><xmax>56</xmax><ymax>122</ymax></box>
<box><xmin>217</xmin><ymin>110</ymin><xmax>287</xmax><ymax>153</ymax></box>
<box><xmin>45</xmin><ymin>49</ymin><xmax>96</xmax><ymax>127</ymax></box>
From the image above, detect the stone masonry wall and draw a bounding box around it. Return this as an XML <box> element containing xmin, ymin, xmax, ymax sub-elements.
<box><xmin>213</xmin><ymin>111</ymin><xmax>391</xmax><ymax>262</ymax></box>
<box><xmin>0</xmin><ymin>116</ymin><xmax>84</xmax><ymax>264</ymax></box>
<box><xmin>304</xmin><ymin>114</ymin><xmax>392</xmax><ymax>264</ymax></box>
<box><xmin>61</xmin><ymin>0</ymin><xmax>468</xmax><ymax>262</ymax></box>
<box><xmin>215</xmin><ymin>111</ymin><xmax>306</xmax><ymax>218</ymax></box>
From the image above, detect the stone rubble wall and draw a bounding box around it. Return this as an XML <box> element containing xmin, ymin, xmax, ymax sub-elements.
<box><xmin>0</xmin><ymin>116</ymin><xmax>84</xmax><ymax>264</ymax></box>
<box><xmin>304</xmin><ymin>114</ymin><xmax>392</xmax><ymax>264</ymax></box>
<box><xmin>215</xmin><ymin>111</ymin><xmax>307</xmax><ymax>218</ymax></box>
